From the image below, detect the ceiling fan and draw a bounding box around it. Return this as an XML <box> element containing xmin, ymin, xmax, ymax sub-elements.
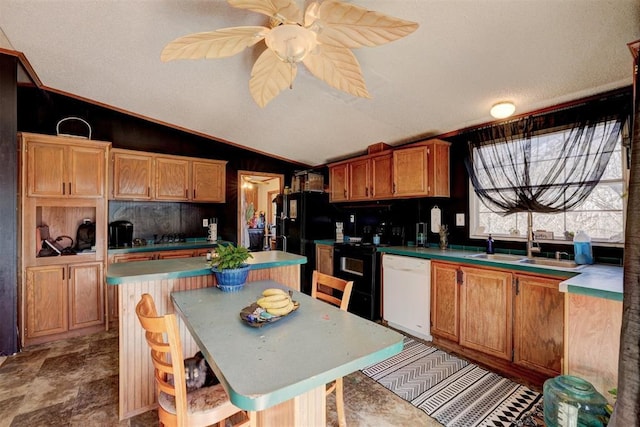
<box><xmin>161</xmin><ymin>0</ymin><xmax>419</xmax><ymax>107</ymax></box>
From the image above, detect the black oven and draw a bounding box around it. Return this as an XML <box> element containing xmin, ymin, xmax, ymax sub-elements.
<box><xmin>333</xmin><ymin>243</ymin><xmax>380</xmax><ymax>321</ymax></box>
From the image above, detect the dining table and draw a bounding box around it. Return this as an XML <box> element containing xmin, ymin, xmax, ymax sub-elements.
<box><xmin>171</xmin><ymin>280</ymin><xmax>404</xmax><ymax>426</ymax></box>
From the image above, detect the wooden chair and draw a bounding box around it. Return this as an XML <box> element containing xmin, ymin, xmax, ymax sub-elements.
<box><xmin>311</xmin><ymin>270</ymin><xmax>354</xmax><ymax>427</ymax></box>
<box><xmin>135</xmin><ymin>293</ymin><xmax>255</xmax><ymax>427</ymax></box>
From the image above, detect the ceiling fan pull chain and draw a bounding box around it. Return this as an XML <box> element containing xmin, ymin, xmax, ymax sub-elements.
<box><xmin>289</xmin><ymin>63</ymin><xmax>294</xmax><ymax>90</ymax></box>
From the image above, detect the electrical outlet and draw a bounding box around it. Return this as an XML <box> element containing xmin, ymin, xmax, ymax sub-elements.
<box><xmin>203</xmin><ymin>218</ymin><xmax>209</xmax><ymax>227</ymax></box>
<box><xmin>349</xmin><ymin>214</ymin><xmax>355</xmax><ymax>223</ymax></box>
<box><xmin>456</xmin><ymin>213</ymin><xmax>465</xmax><ymax>227</ymax></box>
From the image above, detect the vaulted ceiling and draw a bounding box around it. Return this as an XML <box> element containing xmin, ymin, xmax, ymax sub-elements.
<box><xmin>1</xmin><ymin>1</ymin><xmax>638</xmax><ymax>166</ymax></box>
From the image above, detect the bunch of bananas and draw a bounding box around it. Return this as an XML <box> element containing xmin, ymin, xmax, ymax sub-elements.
<box><xmin>256</xmin><ymin>288</ymin><xmax>295</xmax><ymax>316</ymax></box>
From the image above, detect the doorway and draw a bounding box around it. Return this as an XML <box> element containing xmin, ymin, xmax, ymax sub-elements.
<box><xmin>237</xmin><ymin>171</ymin><xmax>283</xmax><ymax>251</ymax></box>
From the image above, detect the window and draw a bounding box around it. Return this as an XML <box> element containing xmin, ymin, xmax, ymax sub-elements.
<box><xmin>469</xmin><ymin>128</ymin><xmax>627</xmax><ymax>246</ymax></box>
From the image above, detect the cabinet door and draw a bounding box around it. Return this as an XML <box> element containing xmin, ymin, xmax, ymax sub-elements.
<box><xmin>513</xmin><ymin>274</ymin><xmax>564</xmax><ymax>376</ymax></box>
<box><xmin>348</xmin><ymin>158</ymin><xmax>370</xmax><ymax>201</ymax></box>
<box><xmin>459</xmin><ymin>266</ymin><xmax>513</xmax><ymax>360</ymax></box>
<box><xmin>112</xmin><ymin>151</ymin><xmax>153</xmax><ymax>199</ymax></box>
<box><xmin>192</xmin><ymin>160</ymin><xmax>226</xmax><ymax>202</ymax></box>
<box><xmin>68</xmin><ymin>145</ymin><xmax>106</xmax><ymax>197</ymax></box>
<box><xmin>26</xmin><ymin>141</ymin><xmax>66</xmax><ymax>197</ymax></box>
<box><xmin>155</xmin><ymin>157</ymin><xmax>189</xmax><ymax>200</ymax></box>
<box><xmin>426</xmin><ymin>140</ymin><xmax>450</xmax><ymax>197</ymax></box>
<box><xmin>315</xmin><ymin>244</ymin><xmax>334</xmax><ymax>275</ymax></box>
<box><xmin>393</xmin><ymin>146</ymin><xmax>428</xmax><ymax>197</ymax></box>
<box><xmin>329</xmin><ymin>163</ymin><xmax>349</xmax><ymax>202</ymax></box>
<box><xmin>25</xmin><ymin>266</ymin><xmax>68</xmax><ymax>338</ymax></box>
<box><xmin>156</xmin><ymin>250</ymin><xmax>196</xmax><ymax>259</ymax></box>
<box><xmin>68</xmin><ymin>262</ymin><xmax>104</xmax><ymax>330</ymax></box>
<box><xmin>430</xmin><ymin>262</ymin><xmax>460</xmax><ymax>342</ymax></box>
<box><xmin>370</xmin><ymin>152</ymin><xmax>394</xmax><ymax>199</ymax></box>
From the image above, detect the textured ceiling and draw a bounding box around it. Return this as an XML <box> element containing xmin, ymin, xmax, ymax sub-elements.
<box><xmin>0</xmin><ymin>0</ymin><xmax>638</xmax><ymax>166</ymax></box>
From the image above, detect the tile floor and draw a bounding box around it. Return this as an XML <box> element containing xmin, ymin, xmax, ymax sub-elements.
<box><xmin>0</xmin><ymin>329</ymin><xmax>442</xmax><ymax>426</ymax></box>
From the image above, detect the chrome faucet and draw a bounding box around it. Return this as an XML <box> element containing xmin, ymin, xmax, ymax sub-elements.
<box><xmin>555</xmin><ymin>251</ymin><xmax>569</xmax><ymax>260</ymax></box>
<box><xmin>526</xmin><ymin>211</ymin><xmax>541</xmax><ymax>258</ymax></box>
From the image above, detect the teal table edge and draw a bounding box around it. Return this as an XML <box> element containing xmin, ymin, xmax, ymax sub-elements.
<box><xmin>228</xmin><ymin>341</ymin><xmax>403</xmax><ymax>410</ymax></box>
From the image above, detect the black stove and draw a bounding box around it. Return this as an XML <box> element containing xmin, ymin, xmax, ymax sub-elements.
<box><xmin>333</xmin><ymin>242</ymin><xmax>381</xmax><ymax>321</ymax></box>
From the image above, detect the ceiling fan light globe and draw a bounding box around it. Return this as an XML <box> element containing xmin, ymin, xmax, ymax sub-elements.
<box><xmin>265</xmin><ymin>24</ymin><xmax>318</xmax><ymax>63</ymax></box>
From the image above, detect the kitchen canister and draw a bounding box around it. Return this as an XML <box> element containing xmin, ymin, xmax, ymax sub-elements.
<box><xmin>543</xmin><ymin>375</ymin><xmax>610</xmax><ymax>427</ymax></box>
<box><xmin>573</xmin><ymin>230</ymin><xmax>593</xmax><ymax>265</ymax></box>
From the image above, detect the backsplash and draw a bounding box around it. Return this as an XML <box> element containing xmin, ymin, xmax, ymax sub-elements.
<box><xmin>108</xmin><ymin>201</ymin><xmax>223</xmax><ymax>242</ymax></box>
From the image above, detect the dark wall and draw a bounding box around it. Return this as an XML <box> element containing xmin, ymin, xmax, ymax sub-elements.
<box><xmin>0</xmin><ymin>55</ymin><xmax>18</xmax><ymax>355</ymax></box>
<box><xmin>17</xmin><ymin>87</ymin><xmax>301</xmax><ymax>243</ymax></box>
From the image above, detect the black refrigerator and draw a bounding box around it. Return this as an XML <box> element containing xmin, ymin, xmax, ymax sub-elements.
<box><xmin>274</xmin><ymin>191</ymin><xmax>336</xmax><ymax>295</ymax></box>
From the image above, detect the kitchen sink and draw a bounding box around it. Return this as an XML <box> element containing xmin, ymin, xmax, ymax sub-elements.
<box><xmin>466</xmin><ymin>253</ymin><xmax>525</xmax><ymax>262</ymax></box>
<box><xmin>519</xmin><ymin>258</ymin><xmax>585</xmax><ymax>269</ymax></box>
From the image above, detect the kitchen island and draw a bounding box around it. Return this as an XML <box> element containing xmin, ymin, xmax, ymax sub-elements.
<box><xmin>106</xmin><ymin>250</ymin><xmax>306</xmax><ymax>420</ymax></box>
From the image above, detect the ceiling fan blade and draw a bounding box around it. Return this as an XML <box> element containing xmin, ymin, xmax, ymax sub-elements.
<box><xmin>312</xmin><ymin>1</ymin><xmax>419</xmax><ymax>48</ymax></box>
<box><xmin>228</xmin><ymin>0</ymin><xmax>303</xmax><ymax>25</ymax></box>
<box><xmin>302</xmin><ymin>44</ymin><xmax>370</xmax><ymax>99</ymax></box>
<box><xmin>250</xmin><ymin>49</ymin><xmax>297</xmax><ymax>107</ymax></box>
<box><xmin>161</xmin><ymin>26</ymin><xmax>269</xmax><ymax>61</ymax></box>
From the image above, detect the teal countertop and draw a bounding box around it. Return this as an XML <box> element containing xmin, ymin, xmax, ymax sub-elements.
<box><xmin>106</xmin><ymin>250</ymin><xmax>306</xmax><ymax>285</ymax></box>
<box><xmin>171</xmin><ymin>280</ymin><xmax>404</xmax><ymax>411</ymax></box>
<box><xmin>108</xmin><ymin>238</ymin><xmax>230</xmax><ymax>255</ymax></box>
<box><xmin>377</xmin><ymin>246</ymin><xmax>623</xmax><ymax>301</ymax></box>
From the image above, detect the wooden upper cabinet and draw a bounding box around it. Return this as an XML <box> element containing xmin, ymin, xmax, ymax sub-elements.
<box><xmin>393</xmin><ymin>139</ymin><xmax>450</xmax><ymax>198</ymax></box>
<box><xmin>111</xmin><ymin>150</ymin><xmax>153</xmax><ymax>200</ymax></box>
<box><xmin>110</xmin><ymin>149</ymin><xmax>226</xmax><ymax>203</ymax></box>
<box><xmin>348</xmin><ymin>157</ymin><xmax>370</xmax><ymax>201</ymax></box>
<box><xmin>24</xmin><ymin>134</ymin><xmax>108</xmax><ymax>198</ymax></box>
<box><xmin>192</xmin><ymin>160</ymin><xmax>226</xmax><ymax>202</ymax></box>
<box><xmin>329</xmin><ymin>163</ymin><xmax>349</xmax><ymax>202</ymax></box>
<box><xmin>370</xmin><ymin>152</ymin><xmax>394</xmax><ymax>199</ymax></box>
<box><xmin>513</xmin><ymin>274</ymin><xmax>564</xmax><ymax>376</ymax></box>
<box><xmin>328</xmin><ymin>139</ymin><xmax>449</xmax><ymax>202</ymax></box>
<box><xmin>155</xmin><ymin>156</ymin><xmax>190</xmax><ymax>201</ymax></box>
<box><xmin>393</xmin><ymin>145</ymin><xmax>428</xmax><ymax>197</ymax></box>
<box><xmin>459</xmin><ymin>266</ymin><xmax>513</xmax><ymax>361</ymax></box>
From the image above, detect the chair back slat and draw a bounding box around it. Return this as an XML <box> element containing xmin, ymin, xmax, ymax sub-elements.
<box><xmin>311</xmin><ymin>271</ymin><xmax>354</xmax><ymax>311</ymax></box>
<box><xmin>136</xmin><ymin>293</ymin><xmax>189</xmax><ymax>426</ymax></box>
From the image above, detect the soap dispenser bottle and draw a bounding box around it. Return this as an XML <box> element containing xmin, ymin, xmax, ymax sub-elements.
<box><xmin>486</xmin><ymin>234</ymin><xmax>495</xmax><ymax>254</ymax></box>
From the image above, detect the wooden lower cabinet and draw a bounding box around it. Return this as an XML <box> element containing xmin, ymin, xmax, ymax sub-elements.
<box><xmin>459</xmin><ymin>266</ymin><xmax>513</xmax><ymax>361</ymax></box>
<box><xmin>315</xmin><ymin>244</ymin><xmax>334</xmax><ymax>275</ymax></box>
<box><xmin>25</xmin><ymin>262</ymin><xmax>104</xmax><ymax>345</ymax></box>
<box><xmin>430</xmin><ymin>261</ymin><xmax>459</xmax><ymax>342</ymax></box>
<box><xmin>513</xmin><ymin>274</ymin><xmax>564</xmax><ymax>376</ymax></box>
<box><xmin>25</xmin><ymin>265</ymin><xmax>68</xmax><ymax>338</ymax></box>
<box><xmin>430</xmin><ymin>261</ymin><xmax>564</xmax><ymax>385</ymax></box>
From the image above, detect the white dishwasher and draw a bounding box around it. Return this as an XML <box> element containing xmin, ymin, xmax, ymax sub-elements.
<box><xmin>382</xmin><ymin>254</ymin><xmax>432</xmax><ymax>341</ymax></box>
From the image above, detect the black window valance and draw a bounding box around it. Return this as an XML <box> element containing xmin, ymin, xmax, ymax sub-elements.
<box><xmin>465</xmin><ymin>93</ymin><xmax>630</xmax><ymax>215</ymax></box>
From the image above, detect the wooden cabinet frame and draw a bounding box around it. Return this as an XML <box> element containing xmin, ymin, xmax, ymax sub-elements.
<box><xmin>19</xmin><ymin>133</ymin><xmax>110</xmax><ymax>347</ymax></box>
<box><xmin>110</xmin><ymin>148</ymin><xmax>227</xmax><ymax>203</ymax></box>
<box><xmin>430</xmin><ymin>260</ymin><xmax>564</xmax><ymax>384</ymax></box>
<box><xmin>328</xmin><ymin>139</ymin><xmax>450</xmax><ymax>202</ymax></box>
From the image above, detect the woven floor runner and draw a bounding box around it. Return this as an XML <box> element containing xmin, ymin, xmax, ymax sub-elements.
<box><xmin>361</xmin><ymin>337</ymin><xmax>543</xmax><ymax>427</ymax></box>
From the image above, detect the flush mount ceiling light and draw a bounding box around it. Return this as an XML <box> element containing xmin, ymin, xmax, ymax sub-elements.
<box><xmin>490</xmin><ymin>101</ymin><xmax>516</xmax><ymax>119</ymax></box>
<box><xmin>161</xmin><ymin>0</ymin><xmax>418</xmax><ymax>107</ymax></box>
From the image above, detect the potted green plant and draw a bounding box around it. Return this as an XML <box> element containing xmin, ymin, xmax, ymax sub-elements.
<box><xmin>210</xmin><ymin>244</ymin><xmax>253</xmax><ymax>292</ymax></box>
